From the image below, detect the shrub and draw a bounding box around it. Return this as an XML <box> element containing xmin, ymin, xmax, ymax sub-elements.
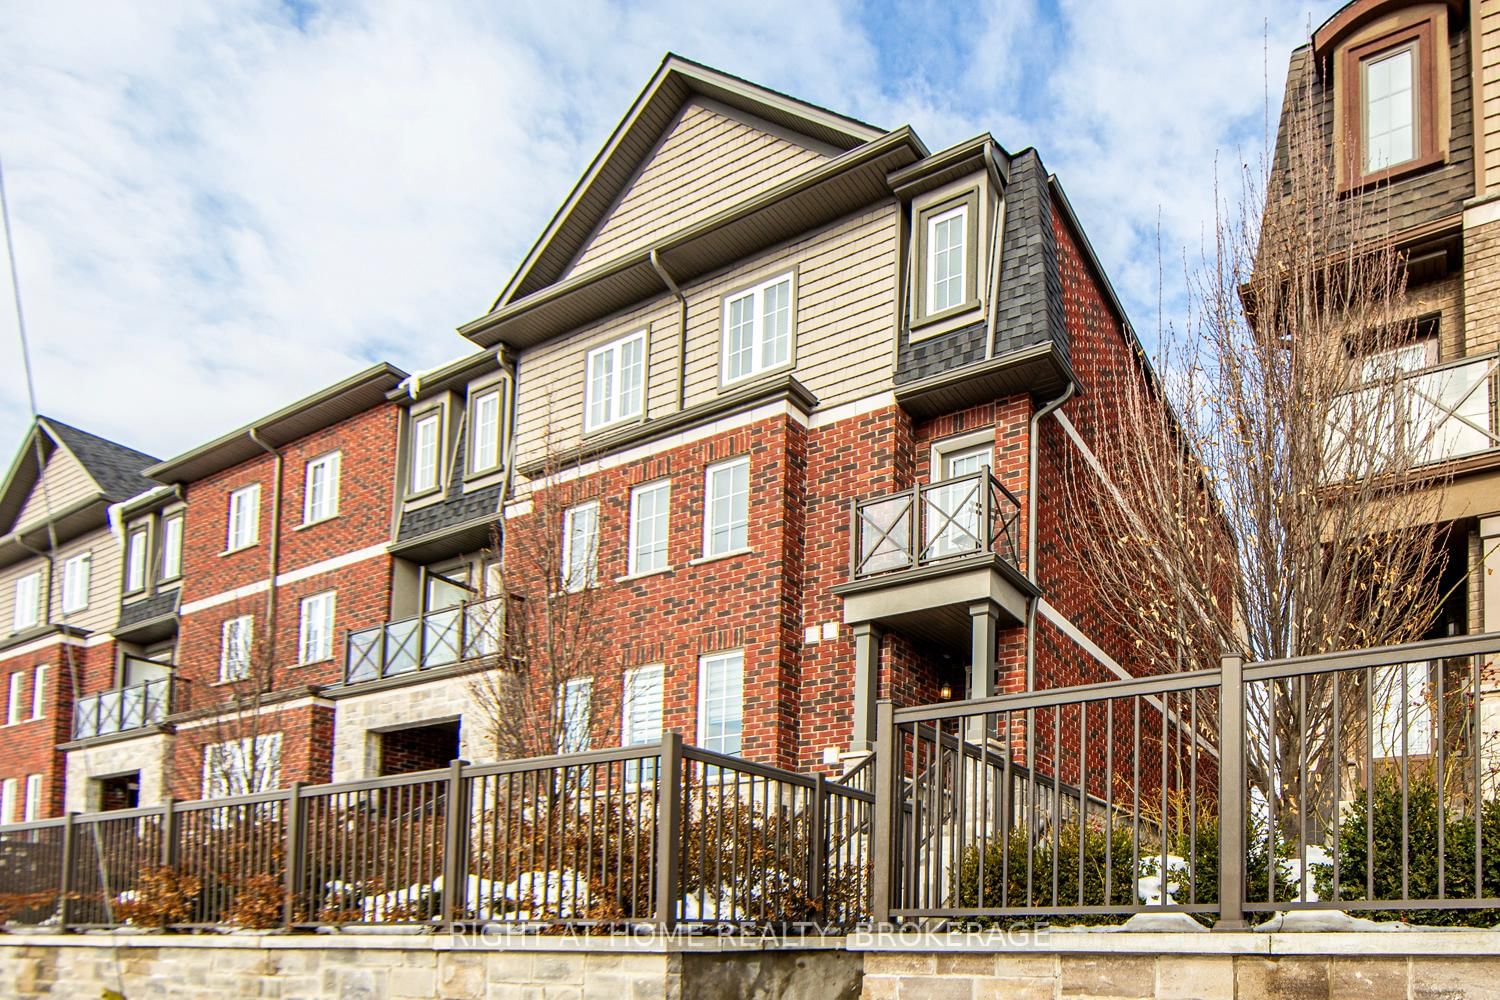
<box><xmin>1311</xmin><ymin>771</ymin><xmax>1500</xmax><ymax>927</ymax></box>
<box><xmin>227</xmin><ymin>872</ymin><xmax>285</xmax><ymax>929</ymax></box>
<box><xmin>114</xmin><ymin>866</ymin><xmax>200</xmax><ymax>928</ymax></box>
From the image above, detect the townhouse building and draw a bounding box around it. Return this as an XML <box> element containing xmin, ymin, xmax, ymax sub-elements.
<box><xmin>0</xmin><ymin>53</ymin><xmax>1166</xmax><ymax>813</ymax></box>
<box><xmin>0</xmin><ymin>418</ymin><xmax>159</xmax><ymax>820</ymax></box>
<box><xmin>1266</xmin><ymin>0</ymin><xmax>1500</xmax><ymax>755</ymax></box>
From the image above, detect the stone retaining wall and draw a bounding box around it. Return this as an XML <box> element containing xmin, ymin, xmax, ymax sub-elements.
<box><xmin>4</xmin><ymin>929</ymin><xmax>1500</xmax><ymax>998</ymax></box>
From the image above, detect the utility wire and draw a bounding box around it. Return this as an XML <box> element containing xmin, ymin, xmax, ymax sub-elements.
<box><xmin>1</xmin><ymin>152</ymin><xmax>128</xmax><ymax>1000</ymax></box>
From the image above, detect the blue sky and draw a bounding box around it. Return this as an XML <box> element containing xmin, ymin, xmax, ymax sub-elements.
<box><xmin>0</xmin><ymin>0</ymin><xmax>1333</xmax><ymax>459</ymax></box>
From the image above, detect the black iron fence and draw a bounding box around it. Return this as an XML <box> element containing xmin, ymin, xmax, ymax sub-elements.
<box><xmin>872</xmin><ymin>632</ymin><xmax>1500</xmax><ymax>928</ymax></box>
<box><xmin>849</xmin><ymin>470</ymin><xmax>1022</xmax><ymax>578</ymax></box>
<box><xmin>0</xmin><ymin>734</ymin><xmax>872</xmax><ymax>932</ymax></box>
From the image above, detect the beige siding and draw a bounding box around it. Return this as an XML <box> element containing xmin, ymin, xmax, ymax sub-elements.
<box><xmin>1482</xmin><ymin>1</ymin><xmax>1500</xmax><ymax>194</ymax></box>
<box><xmin>514</xmin><ymin>203</ymin><xmax>900</xmax><ymax>468</ymax></box>
<box><xmin>14</xmin><ymin>449</ymin><xmax>97</xmax><ymax>531</ymax></box>
<box><xmin>0</xmin><ymin>526</ymin><xmax>122</xmax><ymax>637</ymax></box>
<box><xmin>567</xmin><ymin>100</ymin><xmax>831</xmax><ymax>276</ymax></box>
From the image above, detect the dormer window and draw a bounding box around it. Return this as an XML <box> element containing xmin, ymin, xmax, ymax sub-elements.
<box><xmin>469</xmin><ymin>385</ymin><xmax>504</xmax><ymax>475</ymax></box>
<box><xmin>125</xmin><ymin>527</ymin><xmax>149</xmax><ymax>593</ymax></box>
<box><xmin>409</xmin><ymin>409</ymin><xmax>441</xmax><ymax>495</ymax></box>
<box><xmin>1362</xmin><ymin>44</ymin><xmax>1416</xmax><ymax>173</ymax></box>
<box><xmin>1332</xmin><ymin>10</ymin><xmax>1445</xmax><ymax>190</ymax></box>
<box><xmin>911</xmin><ymin>187</ymin><xmax>981</xmax><ymax>332</ymax></box>
<box><xmin>721</xmin><ymin>273</ymin><xmax>794</xmax><ymax>386</ymax></box>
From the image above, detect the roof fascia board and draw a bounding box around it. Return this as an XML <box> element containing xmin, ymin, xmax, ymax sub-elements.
<box><xmin>0</xmin><ymin>423</ymin><xmax>52</xmax><ymax>536</ymax></box>
<box><xmin>145</xmin><ymin>363</ymin><xmax>408</xmax><ymax>483</ymax></box>
<box><xmin>888</xmin><ymin>135</ymin><xmax>1008</xmax><ymax>198</ymax></box>
<box><xmin>461</xmin><ymin>126</ymin><xmax>927</xmax><ymax>348</ymax></box>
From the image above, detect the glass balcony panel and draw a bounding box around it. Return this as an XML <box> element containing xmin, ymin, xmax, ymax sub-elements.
<box><xmin>383</xmin><ymin>619</ymin><xmax>421</xmax><ymax>676</ymax></box>
<box><xmin>922</xmin><ymin>477</ymin><xmax>983</xmax><ymax>561</ymax></box>
<box><xmin>119</xmin><ymin>686</ymin><xmax>145</xmax><ymax>730</ymax></box>
<box><xmin>856</xmin><ymin>496</ymin><xmax>913</xmax><ymax>575</ymax></box>
<box><xmin>464</xmin><ymin>598</ymin><xmax>505</xmax><ymax>658</ymax></box>
<box><xmin>1408</xmin><ymin>362</ymin><xmax>1494</xmax><ymax>464</ymax></box>
<box><xmin>422</xmin><ymin>608</ymin><xmax>461</xmax><ymax>667</ymax></box>
<box><xmin>346</xmin><ymin>627</ymin><xmax>382</xmax><ymax>683</ymax></box>
<box><xmin>74</xmin><ymin>695</ymin><xmax>100</xmax><ymax>739</ymax></box>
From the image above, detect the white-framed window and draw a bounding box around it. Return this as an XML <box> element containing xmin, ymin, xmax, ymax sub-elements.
<box><xmin>557</xmin><ymin>677</ymin><xmax>593</xmax><ymax>753</ymax></box>
<box><xmin>124</xmin><ymin>527</ymin><xmax>148</xmax><ymax>593</ymax></box>
<box><xmin>628</xmin><ymin>480</ymin><xmax>671</xmax><ymax>576</ymax></box>
<box><xmin>303</xmin><ymin>451</ymin><xmax>341</xmax><ymax>525</ymax></box>
<box><xmin>13</xmin><ymin>571</ymin><xmax>40</xmax><ymax>631</ymax></box>
<box><xmin>30</xmin><ymin>665</ymin><xmax>45</xmax><ymax>719</ymax></box>
<box><xmin>926</xmin><ymin>203</ymin><xmax>968</xmax><ymax>316</ymax></box>
<box><xmin>6</xmin><ymin>673</ymin><xmax>20</xmax><ymax>725</ymax></box>
<box><xmin>561</xmin><ymin>500</ymin><xmax>599</xmax><ymax>592</ymax></box>
<box><xmin>1363</xmin><ymin>44</ymin><xmax>1417</xmax><ymax>174</ymax></box>
<box><xmin>470</xmin><ymin>386</ymin><xmax>503</xmax><ymax>474</ymax></box>
<box><xmin>703</xmin><ymin>457</ymin><xmax>750</xmax><ymax>558</ymax></box>
<box><xmin>585</xmin><ymin>330</ymin><xmax>646</xmax><ymax>433</ymax></box>
<box><xmin>1374</xmin><ymin>662</ymin><xmax>1432</xmax><ymax>757</ymax></box>
<box><xmin>23</xmin><ymin>774</ymin><xmax>41</xmax><ymax>822</ymax></box>
<box><xmin>622</xmin><ymin>664</ymin><xmax>665</xmax><ymax>747</ymax></box>
<box><xmin>203</xmin><ymin>733</ymin><xmax>282</xmax><ymax>799</ymax></box>
<box><xmin>698</xmin><ymin>650</ymin><xmax>744</xmax><ymax>756</ymax></box>
<box><xmin>409</xmin><ymin>409</ymin><xmax>441</xmax><ymax>494</ymax></box>
<box><xmin>226</xmin><ymin>485</ymin><xmax>261</xmax><ymax>552</ymax></box>
<box><xmin>0</xmin><ymin>777</ymin><xmax>15</xmax><ymax>824</ymax></box>
<box><xmin>160</xmin><ymin>514</ymin><xmax>184</xmax><ymax>581</ymax></box>
<box><xmin>220</xmin><ymin>615</ymin><xmax>254</xmax><ymax>682</ymax></box>
<box><xmin>1360</xmin><ymin>339</ymin><xmax>1434</xmax><ymax>382</ymax></box>
<box><xmin>298</xmin><ymin>591</ymin><xmax>336</xmax><ymax>665</ymax></box>
<box><xmin>722</xmin><ymin>273</ymin><xmax>793</xmax><ymax>385</ymax></box>
<box><xmin>61</xmin><ymin>552</ymin><xmax>91</xmax><ymax>613</ymax></box>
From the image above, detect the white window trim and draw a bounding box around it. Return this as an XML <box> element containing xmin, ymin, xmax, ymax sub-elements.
<box><xmin>930</xmin><ymin>430</ymin><xmax>996</xmax><ymax>483</ymax></box>
<box><xmin>220</xmin><ymin>615</ymin><xmax>254</xmax><ymax>682</ymax></box>
<box><xmin>0</xmin><ymin>777</ymin><xmax>15</xmax><ymax>825</ymax></box>
<box><xmin>160</xmin><ymin>514</ymin><xmax>184</xmax><ymax>582</ymax></box>
<box><xmin>23</xmin><ymin>773</ymin><xmax>41</xmax><ymax>822</ymax></box>
<box><xmin>12</xmin><ymin>571</ymin><xmax>40</xmax><ymax>632</ymax></box>
<box><xmin>702</xmin><ymin>457</ymin><xmax>751</xmax><ymax>560</ymax></box>
<box><xmin>6</xmin><ymin>672</ymin><xmax>21</xmax><ymax>726</ymax></box>
<box><xmin>1361</xmin><ymin>42</ymin><xmax>1419</xmax><ymax>175</ymax></box>
<box><xmin>925</xmin><ymin>203</ymin><xmax>969</xmax><ymax>318</ymax></box>
<box><xmin>469</xmin><ymin>385</ymin><xmax>505</xmax><ymax>476</ymax></box>
<box><xmin>719</xmin><ymin>272</ymin><xmax>796</xmax><ymax>388</ymax></box>
<box><xmin>226</xmin><ymin>484</ymin><xmax>261</xmax><ymax>553</ymax></box>
<box><xmin>584</xmin><ymin>330</ymin><xmax>647</xmax><ymax>434</ymax></box>
<box><xmin>302</xmin><ymin>451</ymin><xmax>342</xmax><ymax>526</ymax></box>
<box><xmin>409</xmin><ymin>408</ymin><xmax>444</xmax><ymax>496</ymax></box>
<box><xmin>560</xmin><ymin>500</ymin><xmax>600</xmax><ymax>593</ymax></box>
<box><xmin>203</xmin><ymin>732</ymin><xmax>282</xmax><ymax>799</ymax></box>
<box><xmin>557</xmin><ymin>676</ymin><xmax>593</xmax><ymax>753</ymax></box>
<box><xmin>297</xmin><ymin>590</ymin><xmax>336</xmax><ymax>665</ymax></box>
<box><xmin>31</xmin><ymin>665</ymin><xmax>45</xmax><ymax>720</ymax></box>
<box><xmin>124</xmin><ymin>526</ymin><xmax>149</xmax><ymax>593</ymax></box>
<box><xmin>627</xmin><ymin>479</ymin><xmax>672</xmax><ymax>577</ymax></box>
<box><xmin>61</xmin><ymin>552</ymin><xmax>91</xmax><ymax>613</ymax></box>
<box><xmin>697</xmin><ymin>650</ymin><xmax>744</xmax><ymax>756</ymax></box>
<box><xmin>622</xmin><ymin>663</ymin><xmax>665</xmax><ymax>747</ymax></box>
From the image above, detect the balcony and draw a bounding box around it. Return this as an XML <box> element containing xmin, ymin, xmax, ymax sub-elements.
<box><xmin>834</xmin><ymin>470</ymin><xmax>1034</xmax><ymax>647</ymax></box>
<box><xmin>72</xmin><ymin>673</ymin><xmax>173</xmax><ymax>741</ymax></box>
<box><xmin>1329</xmin><ymin>353</ymin><xmax>1500</xmax><ymax>473</ymax></box>
<box><xmin>344</xmin><ymin>596</ymin><xmax>507</xmax><ymax>685</ymax></box>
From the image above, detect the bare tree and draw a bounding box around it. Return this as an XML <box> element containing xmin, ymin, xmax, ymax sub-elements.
<box><xmin>469</xmin><ymin>417</ymin><xmax>616</xmax><ymax>761</ymax></box>
<box><xmin>1061</xmin><ymin>59</ymin><xmax>1455</xmax><ymax>832</ymax></box>
<box><xmin>181</xmin><ymin>601</ymin><xmax>285</xmax><ymax>799</ymax></box>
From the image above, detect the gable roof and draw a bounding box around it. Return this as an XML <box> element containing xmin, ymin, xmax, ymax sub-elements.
<box><xmin>0</xmin><ymin>416</ymin><xmax>159</xmax><ymax>548</ymax></box>
<box><xmin>492</xmin><ymin>53</ymin><xmax>886</xmax><ymax>310</ymax></box>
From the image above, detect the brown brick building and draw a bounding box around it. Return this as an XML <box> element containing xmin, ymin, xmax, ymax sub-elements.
<box><xmin>1</xmin><ymin>55</ymin><xmax>1169</xmax><ymax>814</ymax></box>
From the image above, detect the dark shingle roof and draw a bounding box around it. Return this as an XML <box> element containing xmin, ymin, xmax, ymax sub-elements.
<box><xmin>41</xmin><ymin>417</ymin><xmax>160</xmax><ymax>502</ymax></box>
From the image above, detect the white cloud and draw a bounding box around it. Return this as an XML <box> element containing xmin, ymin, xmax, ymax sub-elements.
<box><xmin>0</xmin><ymin>0</ymin><xmax>1336</xmax><ymax>458</ymax></box>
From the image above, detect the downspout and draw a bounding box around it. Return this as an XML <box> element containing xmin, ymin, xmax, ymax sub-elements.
<box><xmin>248</xmin><ymin>429</ymin><xmax>284</xmax><ymax>664</ymax></box>
<box><xmin>649</xmin><ymin>249</ymin><xmax>688</xmax><ymax>411</ymax></box>
<box><xmin>1023</xmin><ymin>380</ymin><xmax>1076</xmax><ymax>691</ymax></box>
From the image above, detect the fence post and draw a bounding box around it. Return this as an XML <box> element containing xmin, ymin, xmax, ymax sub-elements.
<box><xmin>56</xmin><ymin>811</ymin><xmax>75</xmax><ymax>931</ymax></box>
<box><xmin>1215</xmin><ymin>652</ymin><xmax>1249</xmax><ymax>931</ymax></box>
<box><xmin>870</xmin><ymin>700</ymin><xmax>896</xmax><ymax>927</ymax></box>
<box><xmin>283</xmin><ymin>782</ymin><xmax>304</xmax><ymax>929</ymax></box>
<box><xmin>654</xmin><ymin>732</ymin><xmax>683</xmax><ymax>932</ymax></box>
<box><xmin>159</xmin><ymin>796</ymin><xmax>177</xmax><ymax>869</ymax></box>
<box><xmin>807</xmin><ymin>773</ymin><xmax>826</xmax><ymax>916</ymax></box>
<box><xmin>440</xmin><ymin>758</ymin><xmax>471</xmax><ymax>930</ymax></box>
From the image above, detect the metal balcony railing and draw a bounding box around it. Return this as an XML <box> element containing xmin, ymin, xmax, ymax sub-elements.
<box><xmin>72</xmin><ymin>673</ymin><xmax>172</xmax><ymax>740</ymax></box>
<box><xmin>344</xmin><ymin>596</ymin><xmax>507</xmax><ymax>684</ymax></box>
<box><xmin>1328</xmin><ymin>352</ymin><xmax>1500</xmax><ymax>472</ymax></box>
<box><xmin>849</xmin><ymin>470</ymin><xmax>1023</xmax><ymax>579</ymax></box>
